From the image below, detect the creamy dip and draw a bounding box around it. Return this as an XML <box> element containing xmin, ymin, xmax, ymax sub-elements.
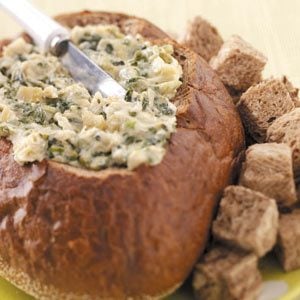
<box><xmin>0</xmin><ymin>25</ymin><xmax>182</xmax><ymax>170</ymax></box>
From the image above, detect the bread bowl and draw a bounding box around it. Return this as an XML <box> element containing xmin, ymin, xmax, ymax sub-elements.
<box><xmin>0</xmin><ymin>10</ymin><xmax>244</xmax><ymax>300</ymax></box>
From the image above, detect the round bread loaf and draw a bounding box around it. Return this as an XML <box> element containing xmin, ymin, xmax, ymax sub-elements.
<box><xmin>0</xmin><ymin>11</ymin><xmax>244</xmax><ymax>300</ymax></box>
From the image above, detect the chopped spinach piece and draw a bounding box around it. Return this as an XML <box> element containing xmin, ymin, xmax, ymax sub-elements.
<box><xmin>125</xmin><ymin>89</ymin><xmax>133</xmax><ymax>102</ymax></box>
<box><xmin>48</xmin><ymin>138</ymin><xmax>60</xmax><ymax>147</ymax></box>
<box><xmin>146</xmin><ymin>136</ymin><xmax>161</xmax><ymax>145</ymax></box>
<box><xmin>37</xmin><ymin>61</ymin><xmax>46</xmax><ymax>68</ymax></box>
<box><xmin>157</xmin><ymin>103</ymin><xmax>174</xmax><ymax>115</ymax></box>
<box><xmin>66</xmin><ymin>139</ymin><xmax>77</xmax><ymax>150</ymax></box>
<box><xmin>124</xmin><ymin>136</ymin><xmax>137</xmax><ymax>145</ymax></box>
<box><xmin>32</xmin><ymin>106</ymin><xmax>46</xmax><ymax>124</ymax></box>
<box><xmin>11</xmin><ymin>71</ymin><xmax>25</xmax><ymax>84</ymax></box>
<box><xmin>105</xmin><ymin>43</ymin><xmax>114</xmax><ymax>54</ymax></box>
<box><xmin>68</xmin><ymin>154</ymin><xmax>79</xmax><ymax>161</ymax></box>
<box><xmin>128</xmin><ymin>77</ymin><xmax>139</xmax><ymax>83</ymax></box>
<box><xmin>47</xmin><ymin>139</ymin><xmax>64</xmax><ymax>158</ymax></box>
<box><xmin>100</xmin><ymin>111</ymin><xmax>107</xmax><ymax>120</ymax></box>
<box><xmin>47</xmin><ymin>98</ymin><xmax>70</xmax><ymax>113</ymax></box>
<box><xmin>49</xmin><ymin>145</ymin><xmax>64</xmax><ymax>154</ymax></box>
<box><xmin>135</xmin><ymin>51</ymin><xmax>147</xmax><ymax>62</ymax></box>
<box><xmin>127</xmin><ymin>77</ymin><xmax>147</xmax><ymax>92</ymax></box>
<box><xmin>129</xmin><ymin>111</ymin><xmax>137</xmax><ymax>117</ymax></box>
<box><xmin>112</xmin><ymin>60</ymin><xmax>125</xmax><ymax>66</ymax></box>
<box><xmin>17</xmin><ymin>54</ymin><xmax>27</xmax><ymax>62</ymax></box>
<box><xmin>131</xmin><ymin>51</ymin><xmax>148</xmax><ymax>66</ymax></box>
<box><xmin>148</xmin><ymin>127</ymin><xmax>157</xmax><ymax>134</ymax></box>
<box><xmin>161</xmin><ymin>124</ymin><xmax>168</xmax><ymax>131</ymax></box>
<box><xmin>0</xmin><ymin>67</ymin><xmax>7</xmax><ymax>75</ymax></box>
<box><xmin>17</xmin><ymin>103</ymin><xmax>47</xmax><ymax>124</ymax></box>
<box><xmin>0</xmin><ymin>125</ymin><xmax>9</xmax><ymax>137</ymax></box>
<box><xmin>141</xmin><ymin>71</ymin><xmax>148</xmax><ymax>77</ymax></box>
<box><xmin>93</xmin><ymin>151</ymin><xmax>110</xmax><ymax>157</ymax></box>
<box><xmin>142</xmin><ymin>98</ymin><xmax>149</xmax><ymax>111</ymax></box>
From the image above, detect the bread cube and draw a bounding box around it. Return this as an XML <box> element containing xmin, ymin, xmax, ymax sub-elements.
<box><xmin>183</xmin><ymin>16</ymin><xmax>223</xmax><ymax>62</ymax></box>
<box><xmin>210</xmin><ymin>35</ymin><xmax>267</xmax><ymax>91</ymax></box>
<box><xmin>212</xmin><ymin>186</ymin><xmax>279</xmax><ymax>257</ymax></box>
<box><xmin>276</xmin><ymin>210</ymin><xmax>300</xmax><ymax>271</ymax></box>
<box><xmin>193</xmin><ymin>246</ymin><xmax>262</xmax><ymax>300</ymax></box>
<box><xmin>237</xmin><ymin>79</ymin><xmax>295</xmax><ymax>142</ymax></box>
<box><xmin>239</xmin><ymin>143</ymin><xmax>297</xmax><ymax>207</ymax></box>
<box><xmin>267</xmin><ymin>108</ymin><xmax>300</xmax><ymax>175</ymax></box>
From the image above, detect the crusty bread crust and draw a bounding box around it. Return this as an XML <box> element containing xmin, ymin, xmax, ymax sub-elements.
<box><xmin>0</xmin><ymin>257</ymin><xmax>181</xmax><ymax>300</ymax></box>
<box><xmin>0</xmin><ymin>10</ymin><xmax>244</xmax><ymax>299</ymax></box>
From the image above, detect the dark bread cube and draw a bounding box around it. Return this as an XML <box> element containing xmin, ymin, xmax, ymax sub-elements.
<box><xmin>237</xmin><ymin>79</ymin><xmax>295</xmax><ymax>142</ymax></box>
<box><xmin>212</xmin><ymin>186</ymin><xmax>278</xmax><ymax>257</ymax></box>
<box><xmin>276</xmin><ymin>210</ymin><xmax>300</xmax><ymax>271</ymax></box>
<box><xmin>183</xmin><ymin>16</ymin><xmax>223</xmax><ymax>62</ymax></box>
<box><xmin>267</xmin><ymin>108</ymin><xmax>300</xmax><ymax>175</ymax></box>
<box><xmin>239</xmin><ymin>143</ymin><xmax>297</xmax><ymax>207</ymax></box>
<box><xmin>193</xmin><ymin>246</ymin><xmax>262</xmax><ymax>300</ymax></box>
<box><xmin>210</xmin><ymin>35</ymin><xmax>267</xmax><ymax>91</ymax></box>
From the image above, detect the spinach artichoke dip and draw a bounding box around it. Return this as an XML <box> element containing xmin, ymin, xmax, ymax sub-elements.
<box><xmin>0</xmin><ymin>25</ymin><xmax>182</xmax><ymax>170</ymax></box>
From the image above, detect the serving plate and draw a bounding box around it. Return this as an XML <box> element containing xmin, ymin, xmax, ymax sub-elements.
<box><xmin>1</xmin><ymin>254</ymin><xmax>299</xmax><ymax>300</ymax></box>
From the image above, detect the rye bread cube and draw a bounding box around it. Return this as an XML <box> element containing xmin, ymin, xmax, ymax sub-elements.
<box><xmin>212</xmin><ymin>186</ymin><xmax>279</xmax><ymax>257</ymax></box>
<box><xmin>239</xmin><ymin>143</ymin><xmax>297</xmax><ymax>207</ymax></box>
<box><xmin>210</xmin><ymin>35</ymin><xmax>267</xmax><ymax>91</ymax></box>
<box><xmin>237</xmin><ymin>79</ymin><xmax>295</xmax><ymax>142</ymax></box>
<box><xmin>267</xmin><ymin>108</ymin><xmax>300</xmax><ymax>176</ymax></box>
<box><xmin>183</xmin><ymin>16</ymin><xmax>223</xmax><ymax>62</ymax></box>
<box><xmin>193</xmin><ymin>246</ymin><xmax>262</xmax><ymax>300</ymax></box>
<box><xmin>276</xmin><ymin>210</ymin><xmax>300</xmax><ymax>271</ymax></box>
